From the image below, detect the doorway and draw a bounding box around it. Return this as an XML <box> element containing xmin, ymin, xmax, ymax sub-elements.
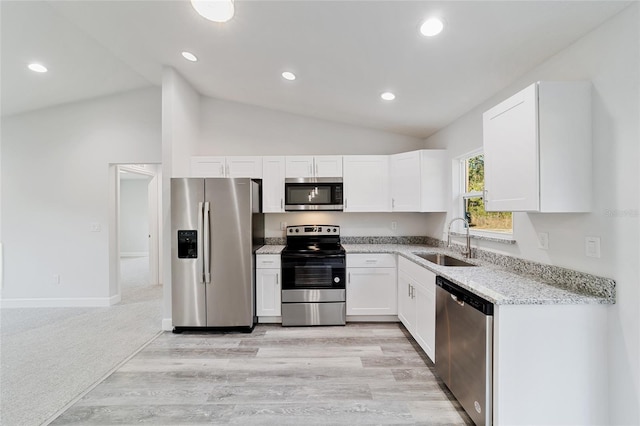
<box><xmin>114</xmin><ymin>164</ymin><xmax>162</xmax><ymax>302</ymax></box>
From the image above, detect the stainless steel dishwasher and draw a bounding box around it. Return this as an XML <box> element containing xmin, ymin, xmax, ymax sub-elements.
<box><xmin>435</xmin><ymin>276</ymin><xmax>493</xmax><ymax>426</ymax></box>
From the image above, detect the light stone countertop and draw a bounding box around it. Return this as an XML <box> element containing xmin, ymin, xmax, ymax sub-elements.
<box><xmin>343</xmin><ymin>244</ymin><xmax>613</xmax><ymax>306</ymax></box>
<box><xmin>255</xmin><ymin>243</ymin><xmax>614</xmax><ymax>306</ymax></box>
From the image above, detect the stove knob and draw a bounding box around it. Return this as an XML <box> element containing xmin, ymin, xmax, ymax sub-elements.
<box><xmin>334</xmin><ymin>277</ymin><xmax>341</xmax><ymax>283</ymax></box>
<box><xmin>295</xmin><ymin>229</ymin><xmax>299</xmax><ymax>233</ymax></box>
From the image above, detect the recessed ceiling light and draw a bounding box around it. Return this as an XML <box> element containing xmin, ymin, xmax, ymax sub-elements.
<box><xmin>420</xmin><ymin>17</ymin><xmax>444</xmax><ymax>37</ymax></box>
<box><xmin>28</xmin><ymin>63</ymin><xmax>47</xmax><ymax>73</ymax></box>
<box><xmin>282</xmin><ymin>71</ymin><xmax>296</xmax><ymax>81</ymax></box>
<box><xmin>191</xmin><ymin>0</ymin><xmax>234</xmax><ymax>23</ymax></box>
<box><xmin>182</xmin><ymin>51</ymin><xmax>198</xmax><ymax>62</ymax></box>
<box><xmin>381</xmin><ymin>92</ymin><xmax>396</xmax><ymax>101</ymax></box>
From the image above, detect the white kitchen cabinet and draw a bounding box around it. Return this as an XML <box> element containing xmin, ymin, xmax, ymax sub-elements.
<box><xmin>390</xmin><ymin>149</ymin><xmax>447</xmax><ymax>212</ymax></box>
<box><xmin>397</xmin><ymin>270</ymin><xmax>417</xmax><ymax>332</ymax></box>
<box><xmin>346</xmin><ymin>254</ymin><xmax>397</xmax><ymax>317</ymax></box>
<box><xmin>397</xmin><ymin>256</ymin><xmax>436</xmax><ymax>362</ymax></box>
<box><xmin>343</xmin><ymin>155</ymin><xmax>390</xmax><ymax>212</ymax></box>
<box><xmin>190</xmin><ymin>156</ymin><xmax>263</xmax><ymax>178</ymax></box>
<box><xmin>483</xmin><ymin>81</ymin><xmax>591</xmax><ymax>212</ymax></box>
<box><xmin>285</xmin><ymin>155</ymin><xmax>343</xmax><ymax>178</ymax></box>
<box><xmin>255</xmin><ymin>255</ymin><xmax>281</xmax><ymax>319</ymax></box>
<box><xmin>262</xmin><ymin>156</ymin><xmax>286</xmax><ymax>212</ymax></box>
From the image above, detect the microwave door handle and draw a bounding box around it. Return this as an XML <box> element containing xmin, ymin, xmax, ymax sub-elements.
<box><xmin>203</xmin><ymin>201</ymin><xmax>211</xmax><ymax>283</ymax></box>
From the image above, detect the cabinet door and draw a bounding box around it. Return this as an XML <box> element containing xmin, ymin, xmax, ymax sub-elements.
<box><xmin>314</xmin><ymin>156</ymin><xmax>343</xmax><ymax>177</ymax></box>
<box><xmin>483</xmin><ymin>83</ymin><xmax>539</xmax><ymax>211</ymax></box>
<box><xmin>413</xmin><ymin>270</ymin><xmax>436</xmax><ymax>362</ymax></box>
<box><xmin>285</xmin><ymin>156</ymin><xmax>314</xmax><ymax>178</ymax></box>
<box><xmin>226</xmin><ymin>156</ymin><xmax>263</xmax><ymax>178</ymax></box>
<box><xmin>397</xmin><ymin>271</ymin><xmax>416</xmax><ymax>332</ymax></box>
<box><xmin>256</xmin><ymin>268</ymin><xmax>281</xmax><ymax>317</ymax></box>
<box><xmin>346</xmin><ymin>268</ymin><xmax>397</xmax><ymax>316</ymax></box>
<box><xmin>190</xmin><ymin>156</ymin><xmax>226</xmax><ymax>177</ymax></box>
<box><xmin>390</xmin><ymin>151</ymin><xmax>421</xmax><ymax>211</ymax></box>
<box><xmin>343</xmin><ymin>156</ymin><xmax>390</xmax><ymax>212</ymax></box>
<box><xmin>262</xmin><ymin>156</ymin><xmax>285</xmax><ymax>212</ymax></box>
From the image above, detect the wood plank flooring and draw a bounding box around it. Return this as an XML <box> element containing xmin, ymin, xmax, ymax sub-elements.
<box><xmin>51</xmin><ymin>323</ymin><xmax>473</xmax><ymax>425</ymax></box>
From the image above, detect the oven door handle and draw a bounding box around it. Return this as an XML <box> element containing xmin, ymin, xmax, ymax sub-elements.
<box><xmin>281</xmin><ymin>253</ymin><xmax>345</xmax><ymax>259</ymax></box>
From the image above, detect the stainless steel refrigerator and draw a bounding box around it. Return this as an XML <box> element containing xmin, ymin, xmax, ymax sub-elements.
<box><xmin>171</xmin><ymin>178</ymin><xmax>264</xmax><ymax>332</ymax></box>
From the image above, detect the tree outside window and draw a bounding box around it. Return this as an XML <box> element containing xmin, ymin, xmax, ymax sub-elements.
<box><xmin>462</xmin><ymin>154</ymin><xmax>512</xmax><ymax>233</ymax></box>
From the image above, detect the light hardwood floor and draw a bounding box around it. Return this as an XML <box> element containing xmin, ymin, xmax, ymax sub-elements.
<box><xmin>51</xmin><ymin>323</ymin><xmax>472</xmax><ymax>425</ymax></box>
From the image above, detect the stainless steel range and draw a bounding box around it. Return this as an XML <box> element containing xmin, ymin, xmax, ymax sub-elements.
<box><xmin>280</xmin><ymin>225</ymin><xmax>346</xmax><ymax>326</ymax></box>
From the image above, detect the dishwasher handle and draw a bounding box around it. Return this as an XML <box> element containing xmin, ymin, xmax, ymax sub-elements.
<box><xmin>436</xmin><ymin>276</ymin><xmax>493</xmax><ymax>315</ymax></box>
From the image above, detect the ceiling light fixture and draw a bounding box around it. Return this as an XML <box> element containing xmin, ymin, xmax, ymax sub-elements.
<box><xmin>182</xmin><ymin>51</ymin><xmax>198</xmax><ymax>62</ymax></box>
<box><xmin>420</xmin><ymin>17</ymin><xmax>444</xmax><ymax>37</ymax></box>
<box><xmin>381</xmin><ymin>92</ymin><xmax>396</xmax><ymax>101</ymax></box>
<box><xmin>191</xmin><ymin>0</ymin><xmax>235</xmax><ymax>23</ymax></box>
<box><xmin>28</xmin><ymin>63</ymin><xmax>48</xmax><ymax>73</ymax></box>
<box><xmin>282</xmin><ymin>71</ymin><xmax>296</xmax><ymax>81</ymax></box>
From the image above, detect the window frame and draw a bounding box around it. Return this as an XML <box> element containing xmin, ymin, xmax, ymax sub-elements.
<box><xmin>455</xmin><ymin>149</ymin><xmax>514</xmax><ymax>239</ymax></box>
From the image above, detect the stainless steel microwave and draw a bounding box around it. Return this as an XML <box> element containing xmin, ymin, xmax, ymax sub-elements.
<box><xmin>284</xmin><ymin>178</ymin><xmax>343</xmax><ymax>211</ymax></box>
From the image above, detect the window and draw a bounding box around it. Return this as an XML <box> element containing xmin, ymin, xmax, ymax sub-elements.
<box><xmin>460</xmin><ymin>152</ymin><xmax>512</xmax><ymax>234</ymax></box>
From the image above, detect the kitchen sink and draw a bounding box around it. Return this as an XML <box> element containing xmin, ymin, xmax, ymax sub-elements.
<box><xmin>412</xmin><ymin>252</ymin><xmax>476</xmax><ymax>267</ymax></box>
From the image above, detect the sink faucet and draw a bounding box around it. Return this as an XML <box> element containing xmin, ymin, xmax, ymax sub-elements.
<box><xmin>447</xmin><ymin>217</ymin><xmax>471</xmax><ymax>258</ymax></box>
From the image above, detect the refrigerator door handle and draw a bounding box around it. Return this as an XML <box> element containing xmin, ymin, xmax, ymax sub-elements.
<box><xmin>197</xmin><ymin>201</ymin><xmax>205</xmax><ymax>283</ymax></box>
<box><xmin>203</xmin><ymin>201</ymin><xmax>211</xmax><ymax>283</ymax></box>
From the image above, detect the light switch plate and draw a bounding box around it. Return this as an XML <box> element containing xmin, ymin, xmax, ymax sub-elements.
<box><xmin>585</xmin><ymin>236</ymin><xmax>601</xmax><ymax>258</ymax></box>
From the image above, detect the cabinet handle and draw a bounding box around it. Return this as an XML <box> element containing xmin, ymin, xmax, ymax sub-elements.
<box><xmin>281</xmin><ymin>199</ymin><xmax>284</xmax><ymax>210</ymax></box>
<box><xmin>392</xmin><ymin>198</ymin><xmax>395</xmax><ymax>209</ymax></box>
<box><xmin>276</xmin><ymin>273</ymin><xmax>279</xmax><ymax>285</ymax></box>
<box><xmin>408</xmin><ymin>284</ymin><xmax>411</xmax><ymax>298</ymax></box>
<box><xmin>345</xmin><ymin>199</ymin><xmax>348</xmax><ymax>210</ymax></box>
<box><xmin>348</xmin><ymin>272</ymin><xmax>351</xmax><ymax>283</ymax></box>
<box><xmin>220</xmin><ymin>164</ymin><xmax>224</xmax><ymax>176</ymax></box>
<box><xmin>365</xmin><ymin>259</ymin><xmax>377</xmax><ymax>264</ymax></box>
<box><xmin>315</xmin><ymin>163</ymin><xmax>318</xmax><ymax>176</ymax></box>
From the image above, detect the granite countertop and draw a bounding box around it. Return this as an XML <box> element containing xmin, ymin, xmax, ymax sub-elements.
<box><xmin>343</xmin><ymin>244</ymin><xmax>614</xmax><ymax>306</ymax></box>
<box><xmin>256</xmin><ymin>245</ymin><xmax>285</xmax><ymax>255</ymax></box>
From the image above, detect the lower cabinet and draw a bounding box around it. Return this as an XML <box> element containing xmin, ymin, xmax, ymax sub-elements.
<box><xmin>256</xmin><ymin>255</ymin><xmax>281</xmax><ymax>319</ymax></box>
<box><xmin>397</xmin><ymin>256</ymin><xmax>436</xmax><ymax>362</ymax></box>
<box><xmin>346</xmin><ymin>254</ymin><xmax>397</xmax><ymax>317</ymax></box>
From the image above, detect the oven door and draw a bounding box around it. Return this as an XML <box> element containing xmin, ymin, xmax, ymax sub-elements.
<box><xmin>281</xmin><ymin>253</ymin><xmax>346</xmax><ymax>291</ymax></box>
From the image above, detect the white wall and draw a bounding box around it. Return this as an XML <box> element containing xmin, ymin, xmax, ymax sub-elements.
<box><xmin>198</xmin><ymin>97</ymin><xmax>424</xmax><ymax>156</ymax></box>
<box><xmin>119</xmin><ymin>179</ymin><xmax>150</xmax><ymax>256</ymax></box>
<box><xmin>1</xmin><ymin>87</ymin><xmax>161</xmax><ymax>306</ymax></box>
<box><xmin>265</xmin><ymin>212</ymin><xmax>438</xmax><ymax>239</ymax></box>
<box><xmin>424</xmin><ymin>5</ymin><xmax>639</xmax><ymax>424</ymax></box>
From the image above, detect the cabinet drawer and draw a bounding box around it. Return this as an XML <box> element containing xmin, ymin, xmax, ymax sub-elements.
<box><xmin>347</xmin><ymin>253</ymin><xmax>396</xmax><ymax>268</ymax></box>
<box><xmin>256</xmin><ymin>255</ymin><xmax>281</xmax><ymax>269</ymax></box>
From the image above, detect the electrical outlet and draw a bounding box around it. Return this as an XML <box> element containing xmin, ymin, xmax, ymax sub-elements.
<box><xmin>280</xmin><ymin>222</ymin><xmax>287</xmax><ymax>231</ymax></box>
<box><xmin>585</xmin><ymin>236</ymin><xmax>601</xmax><ymax>258</ymax></box>
<box><xmin>52</xmin><ymin>274</ymin><xmax>60</xmax><ymax>285</ymax></box>
<box><xmin>90</xmin><ymin>223</ymin><xmax>101</xmax><ymax>232</ymax></box>
<box><xmin>538</xmin><ymin>232</ymin><xmax>549</xmax><ymax>250</ymax></box>
<box><xmin>391</xmin><ymin>221</ymin><xmax>397</xmax><ymax>230</ymax></box>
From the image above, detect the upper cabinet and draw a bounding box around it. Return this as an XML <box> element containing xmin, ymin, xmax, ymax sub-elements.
<box><xmin>285</xmin><ymin>155</ymin><xmax>343</xmax><ymax>178</ymax></box>
<box><xmin>191</xmin><ymin>156</ymin><xmax>263</xmax><ymax>178</ymax></box>
<box><xmin>390</xmin><ymin>150</ymin><xmax>447</xmax><ymax>212</ymax></box>
<box><xmin>483</xmin><ymin>81</ymin><xmax>591</xmax><ymax>212</ymax></box>
<box><xmin>343</xmin><ymin>155</ymin><xmax>390</xmax><ymax>212</ymax></box>
<box><xmin>262</xmin><ymin>156</ymin><xmax>286</xmax><ymax>213</ymax></box>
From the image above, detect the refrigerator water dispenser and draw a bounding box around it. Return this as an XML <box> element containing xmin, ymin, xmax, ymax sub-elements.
<box><xmin>177</xmin><ymin>230</ymin><xmax>197</xmax><ymax>258</ymax></box>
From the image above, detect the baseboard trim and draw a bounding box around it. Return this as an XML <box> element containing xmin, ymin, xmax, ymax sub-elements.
<box><xmin>162</xmin><ymin>318</ymin><xmax>173</xmax><ymax>331</ymax></box>
<box><xmin>346</xmin><ymin>315</ymin><xmax>400</xmax><ymax>322</ymax></box>
<box><xmin>1</xmin><ymin>296</ymin><xmax>116</xmax><ymax>308</ymax></box>
<box><xmin>258</xmin><ymin>316</ymin><xmax>282</xmax><ymax>324</ymax></box>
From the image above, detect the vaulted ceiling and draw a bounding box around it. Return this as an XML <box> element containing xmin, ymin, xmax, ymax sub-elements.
<box><xmin>1</xmin><ymin>1</ymin><xmax>632</xmax><ymax>138</ymax></box>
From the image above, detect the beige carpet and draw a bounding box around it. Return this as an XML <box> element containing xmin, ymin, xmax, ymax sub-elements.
<box><xmin>0</xmin><ymin>257</ymin><xmax>162</xmax><ymax>426</ymax></box>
